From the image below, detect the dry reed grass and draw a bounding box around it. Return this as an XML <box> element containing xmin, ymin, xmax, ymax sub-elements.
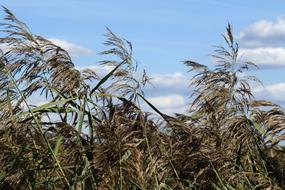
<box><xmin>0</xmin><ymin>7</ymin><xmax>284</xmax><ymax>190</ymax></box>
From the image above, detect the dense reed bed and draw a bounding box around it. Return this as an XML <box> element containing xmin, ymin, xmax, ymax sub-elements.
<box><xmin>0</xmin><ymin>7</ymin><xmax>285</xmax><ymax>189</ymax></box>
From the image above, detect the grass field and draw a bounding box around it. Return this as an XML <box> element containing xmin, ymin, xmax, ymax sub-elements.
<box><xmin>0</xmin><ymin>7</ymin><xmax>285</xmax><ymax>189</ymax></box>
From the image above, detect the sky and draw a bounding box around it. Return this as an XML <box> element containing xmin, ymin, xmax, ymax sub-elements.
<box><xmin>1</xmin><ymin>0</ymin><xmax>285</xmax><ymax>114</ymax></box>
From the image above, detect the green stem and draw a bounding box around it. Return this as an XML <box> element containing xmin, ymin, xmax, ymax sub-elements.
<box><xmin>6</xmin><ymin>70</ymin><xmax>71</xmax><ymax>187</ymax></box>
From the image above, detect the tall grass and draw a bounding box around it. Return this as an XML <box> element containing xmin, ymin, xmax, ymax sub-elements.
<box><xmin>0</xmin><ymin>7</ymin><xmax>285</xmax><ymax>190</ymax></box>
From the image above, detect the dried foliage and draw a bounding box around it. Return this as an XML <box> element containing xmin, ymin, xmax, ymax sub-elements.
<box><xmin>0</xmin><ymin>8</ymin><xmax>284</xmax><ymax>190</ymax></box>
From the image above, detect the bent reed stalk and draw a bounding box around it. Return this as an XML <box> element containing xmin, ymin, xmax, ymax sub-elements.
<box><xmin>0</xmin><ymin>7</ymin><xmax>285</xmax><ymax>190</ymax></box>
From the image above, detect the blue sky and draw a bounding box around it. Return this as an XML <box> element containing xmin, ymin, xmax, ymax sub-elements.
<box><xmin>1</xmin><ymin>0</ymin><xmax>285</xmax><ymax>113</ymax></box>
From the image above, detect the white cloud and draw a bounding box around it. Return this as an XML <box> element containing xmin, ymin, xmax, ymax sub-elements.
<box><xmin>237</xmin><ymin>17</ymin><xmax>285</xmax><ymax>47</ymax></box>
<box><xmin>265</xmin><ymin>83</ymin><xmax>285</xmax><ymax>102</ymax></box>
<box><xmin>253</xmin><ymin>82</ymin><xmax>285</xmax><ymax>102</ymax></box>
<box><xmin>148</xmin><ymin>94</ymin><xmax>185</xmax><ymax>108</ymax></box>
<box><xmin>159</xmin><ymin>105</ymin><xmax>188</xmax><ymax>115</ymax></box>
<box><xmin>76</xmin><ymin>65</ymin><xmax>114</xmax><ymax>76</ymax></box>
<box><xmin>145</xmin><ymin>72</ymin><xmax>191</xmax><ymax>96</ymax></box>
<box><xmin>71</xmin><ymin>65</ymin><xmax>192</xmax><ymax>114</ymax></box>
<box><xmin>240</xmin><ymin>47</ymin><xmax>285</xmax><ymax>67</ymax></box>
<box><xmin>236</xmin><ymin>18</ymin><xmax>285</xmax><ymax>68</ymax></box>
<box><xmin>49</xmin><ymin>38</ymin><xmax>95</xmax><ymax>57</ymax></box>
<box><xmin>146</xmin><ymin>94</ymin><xmax>188</xmax><ymax>114</ymax></box>
<box><xmin>0</xmin><ymin>43</ymin><xmax>9</xmax><ymax>53</ymax></box>
<box><xmin>0</xmin><ymin>38</ymin><xmax>95</xmax><ymax>57</ymax></box>
<box><xmin>151</xmin><ymin>72</ymin><xmax>188</xmax><ymax>87</ymax></box>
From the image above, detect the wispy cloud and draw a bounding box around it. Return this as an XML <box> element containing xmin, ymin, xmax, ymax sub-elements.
<box><xmin>254</xmin><ymin>82</ymin><xmax>285</xmax><ymax>104</ymax></box>
<box><xmin>150</xmin><ymin>72</ymin><xmax>188</xmax><ymax>87</ymax></box>
<box><xmin>75</xmin><ymin>66</ymin><xmax>192</xmax><ymax>114</ymax></box>
<box><xmin>266</xmin><ymin>83</ymin><xmax>285</xmax><ymax>102</ymax></box>
<box><xmin>236</xmin><ymin>17</ymin><xmax>285</xmax><ymax>69</ymax></box>
<box><xmin>148</xmin><ymin>94</ymin><xmax>186</xmax><ymax>109</ymax></box>
<box><xmin>76</xmin><ymin>65</ymin><xmax>114</xmax><ymax>76</ymax></box>
<box><xmin>145</xmin><ymin>72</ymin><xmax>191</xmax><ymax>96</ymax></box>
<box><xmin>49</xmin><ymin>38</ymin><xmax>95</xmax><ymax>57</ymax></box>
<box><xmin>142</xmin><ymin>72</ymin><xmax>191</xmax><ymax>114</ymax></box>
<box><xmin>240</xmin><ymin>47</ymin><xmax>285</xmax><ymax>68</ymax></box>
<box><xmin>237</xmin><ymin>17</ymin><xmax>285</xmax><ymax>47</ymax></box>
<box><xmin>146</xmin><ymin>94</ymin><xmax>188</xmax><ymax>114</ymax></box>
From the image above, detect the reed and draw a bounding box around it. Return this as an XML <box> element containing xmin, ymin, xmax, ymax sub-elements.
<box><xmin>0</xmin><ymin>7</ymin><xmax>284</xmax><ymax>190</ymax></box>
